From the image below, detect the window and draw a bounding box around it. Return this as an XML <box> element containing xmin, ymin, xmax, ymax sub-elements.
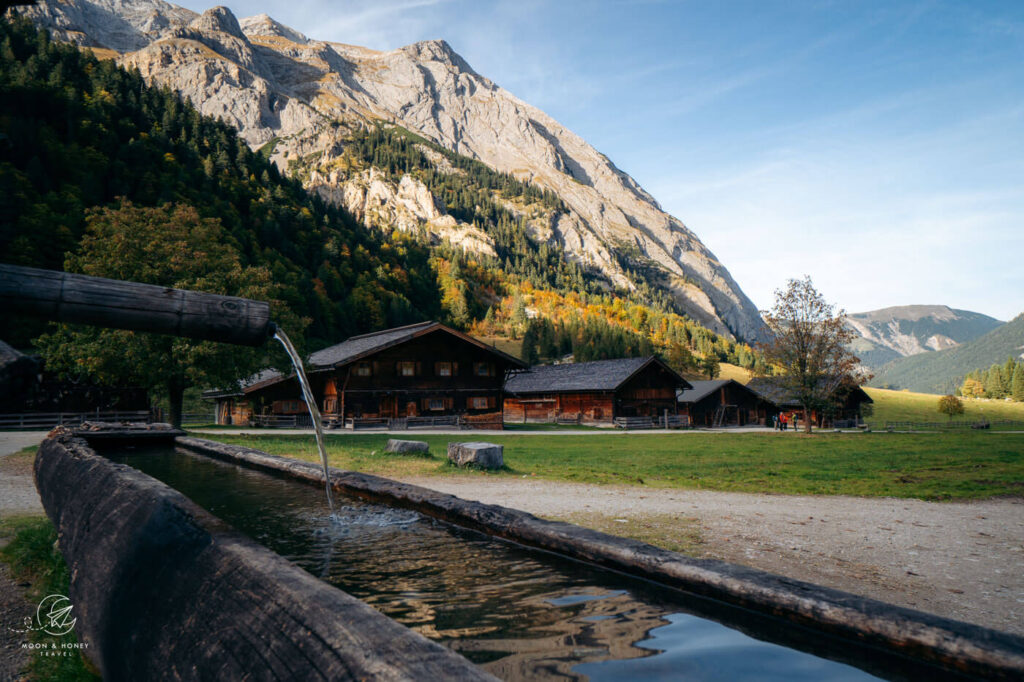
<box><xmin>354</xmin><ymin>362</ymin><xmax>372</xmax><ymax>377</ymax></box>
<box><xmin>435</xmin><ymin>361</ymin><xmax>453</xmax><ymax>377</ymax></box>
<box><xmin>469</xmin><ymin>397</ymin><xmax>491</xmax><ymax>410</ymax></box>
<box><xmin>474</xmin><ymin>362</ymin><xmax>494</xmax><ymax>377</ymax></box>
<box><xmin>428</xmin><ymin>398</ymin><xmax>445</xmax><ymax>411</ymax></box>
<box><xmin>397</xmin><ymin>361</ymin><xmax>416</xmax><ymax>377</ymax></box>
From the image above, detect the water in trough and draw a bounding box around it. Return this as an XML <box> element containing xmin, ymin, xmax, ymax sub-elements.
<box><xmin>110</xmin><ymin>447</ymin><xmax>886</xmax><ymax>681</ymax></box>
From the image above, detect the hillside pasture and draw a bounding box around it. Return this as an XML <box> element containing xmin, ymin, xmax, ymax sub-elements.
<box><xmin>866</xmin><ymin>387</ymin><xmax>1024</xmax><ymax>427</ymax></box>
<box><xmin>194</xmin><ymin>430</ymin><xmax>1024</xmax><ymax>501</ymax></box>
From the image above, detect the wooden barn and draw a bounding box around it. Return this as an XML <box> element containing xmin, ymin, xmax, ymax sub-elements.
<box><xmin>677</xmin><ymin>379</ymin><xmax>778</xmax><ymax>427</ymax></box>
<box><xmin>207</xmin><ymin>322</ymin><xmax>525</xmax><ymax>429</ymax></box>
<box><xmin>503</xmin><ymin>356</ymin><xmax>691</xmax><ymax>426</ymax></box>
<box><xmin>747</xmin><ymin>377</ymin><xmax>873</xmax><ymax>428</ymax></box>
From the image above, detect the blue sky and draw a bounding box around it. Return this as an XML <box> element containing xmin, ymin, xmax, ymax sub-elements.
<box><xmin>180</xmin><ymin>1</ymin><xmax>1024</xmax><ymax>320</ymax></box>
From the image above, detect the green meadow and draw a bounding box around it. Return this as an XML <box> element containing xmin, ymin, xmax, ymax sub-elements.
<box><xmin>193</xmin><ymin>430</ymin><xmax>1023</xmax><ymax>501</ymax></box>
<box><xmin>866</xmin><ymin>387</ymin><xmax>1024</xmax><ymax>426</ymax></box>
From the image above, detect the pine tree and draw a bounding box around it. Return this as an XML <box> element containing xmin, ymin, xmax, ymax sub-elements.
<box><xmin>1012</xmin><ymin>362</ymin><xmax>1024</xmax><ymax>402</ymax></box>
<box><xmin>985</xmin><ymin>364</ymin><xmax>1006</xmax><ymax>399</ymax></box>
<box><xmin>521</xmin><ymin>322</ymin><xmax>539</xmax><ymax>365</ymax></box>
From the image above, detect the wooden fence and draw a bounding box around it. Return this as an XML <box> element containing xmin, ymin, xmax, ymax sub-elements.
<box><xmin>0</xmin><ymin>410</ymin><xmax>151</xmax><ymax>430</ymax></box>
<box><xmin>873</xmin><ymin>419</ymin><xmax>1024</xmax><ymax>431</ymax></box>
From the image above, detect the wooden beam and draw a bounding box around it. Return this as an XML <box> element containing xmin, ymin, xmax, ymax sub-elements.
<box><xmin>0</xmin><ymin>264</ymin><xmax>272</xmax><ymax>346</ymax></box>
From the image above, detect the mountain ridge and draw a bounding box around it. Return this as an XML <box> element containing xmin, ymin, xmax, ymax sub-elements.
<box><xmin>21</xmin><ymin>0</ymin><xmax>767</xmax><ymax>341</ymax></box>
<box><xmin>869</xmin><ymin>313</ymin><xmax>1024</xmax><ymax>394</ymax></box>
<box><xmin>847</xmin><ymin>304</ymin><xmax>1003</xmax><ymax>369</ymax></box>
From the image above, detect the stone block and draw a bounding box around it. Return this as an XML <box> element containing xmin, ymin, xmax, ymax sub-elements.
<box><xmin>447</xmin><ymin>441</ymin><xmax>503</xmax><ymax>469</ymax></box>
<box><xmin>385</xmin><ymin>439</ymin><xmax>430</xmax><ymax>454</ymax></box>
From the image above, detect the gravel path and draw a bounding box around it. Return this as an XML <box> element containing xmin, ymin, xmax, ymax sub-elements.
<box><xmin>0</xmin><ymin>432</ymin><xmax>46</xmax><ymax>681</ymax></box>
<box><xmin>0</xmin><ymin>432</ymin><xmax>45</xmax><ymax>516</ymax></box>
<box><xmin>397</xmin><ymin>475</ymin><xmax>1024</xmax><ymax>635</ymax></box>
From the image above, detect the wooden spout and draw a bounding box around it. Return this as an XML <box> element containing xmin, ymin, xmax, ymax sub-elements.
<box><xmin>0</xmin><ymin>264</ymin><xmax>273</xmax><ymax>346</ymax></box>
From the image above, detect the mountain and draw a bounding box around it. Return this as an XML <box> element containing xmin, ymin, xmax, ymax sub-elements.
<box><xmin>847</xmin><ymin>305</ymin><xmax>1004</xmax><ymax>369</ymax></box>
<box><xmin>869</xmin><ymin>313</ymin><xmax>1024</xmax><ymax>394</ymax></box>
<box><xmin>0</xmin><ymin>15</ymin><xmax>444</xmax><ymax>350</ymax></box>
<box><xmin>20</xmin><ymin>0</ymin><xmax>766</xmax><ymax>341</ymax></box>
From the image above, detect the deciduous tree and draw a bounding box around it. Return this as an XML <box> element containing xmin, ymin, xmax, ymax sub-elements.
<box><xmin>35</xmin><ymin>201</ymin><xmax>301</xmax><ymax>427</ymax></box>
<box><xmin>665</xmin><ymin>342</ymin><xmax>696</xmax><ymax>375</ymax></box>
<box><xmin>937</xmin><ymin>394</ymin><xmax>965</xmax><ymax>422</ymax></box>
<box><xmin>758</xmin><ymin>276</ymin><xmax>863</xmax><ymax>434</ymax></box>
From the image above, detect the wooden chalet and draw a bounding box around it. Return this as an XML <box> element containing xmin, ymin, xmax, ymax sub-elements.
<box><xmin>747</xmin><ymin>377</ymin><xmax>873</xmax><ymax>428</ymax></box>
<box><xmin>677</xmin><ymin>379</ymin><xmax>778</xmax><ymax>427</ymax></box>
<box><xmin>206</xmin><ymin>321</ymin><xmax>525</xmax><ymax>429</ymax></box>
<box><xmin>503</xmin><ymin>356</ymin><xmax>691</xmax><ymax>426</ymax></box>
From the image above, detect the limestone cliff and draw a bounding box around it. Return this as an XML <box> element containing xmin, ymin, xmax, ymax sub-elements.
<box><xmin>23</xmin><ymin>0</ymin><xmax>767</xmax><ymax>340</ymax></box>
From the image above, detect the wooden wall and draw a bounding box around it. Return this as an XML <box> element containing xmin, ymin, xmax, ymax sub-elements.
<box><xmin>504</xmin><ymin>392</ymin><xmax>616</xmax><ymax>425</ymax></box>
<box><xmin>682</xmin><ymin>383</ymin><xmax>775</xmax><ymax>427</ymax></box>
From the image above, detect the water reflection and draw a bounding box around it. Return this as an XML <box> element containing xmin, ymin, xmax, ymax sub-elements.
<box><xmin>110</xmin><ymin>448</ymin><xmax>878</xmax><ymax>682</ymax></box>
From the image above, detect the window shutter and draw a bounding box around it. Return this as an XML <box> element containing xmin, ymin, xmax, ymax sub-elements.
<box><xmin>452</xmin><ymin>362</ymin><xmax>459</xmax><ymax>376</ymax></box>
<box><xmin>416</xmin><ymin>361</ymin><xmax>422</xmax><ymax>376</ymax></box>
<box><xmin>421</xmin><ymin>398</ymin><xmax>430</xmax><ymax>410</ymax></box>
<box><xmin>488</xmin><ymin>396</ymin><xmax>497</xmax><ymax>409</ymax></box>
<box><xmin>446</xmin><ymin>397</ymin><xmax>454</xmax><ymax>410</ymax></box>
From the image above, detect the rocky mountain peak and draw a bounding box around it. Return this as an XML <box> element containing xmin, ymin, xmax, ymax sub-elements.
<box><xmin>24</xmin><ymin>0</ymin><xmax>770</xmax><ymax>342</ymax></box>
<box><xmin>239</xmin><ymin>13</ymin><xmax>308</xmax><ymax>44</ymax></box>
<box><xmin>189</xmin><ymin>5</ymin><xmax>243</xmax><ymax>39</ymax></box>
<box><xmin>17</xmin><ymin>0</ymin><xmax>195</xmax><ymax>52</ymax></box>
<box><xmin>400</xmin><ymin>38</ymin><xmax>478</xmax><ymax>76</ymax></box>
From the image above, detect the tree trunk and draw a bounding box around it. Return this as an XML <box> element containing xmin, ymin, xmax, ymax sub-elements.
<box><xmin>803</xmin><ymin>406</ymin><xmax>812</xmax><ymax>434</ymax></box>
<box><xmin>167</xmin><ymin>376</ymin><xmax>185</xmax><ymax>429</ymax></box>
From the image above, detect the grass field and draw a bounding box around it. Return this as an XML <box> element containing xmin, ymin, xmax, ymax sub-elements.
<box><xmin>865</xmin><ymin>387</ymin><xmax>1024</xmax><ymax>425</ymax></box>
<box><xmin>193</xmin><ymin>430</ymin><xmax>1024</xmax><ymax>501</ymax></box>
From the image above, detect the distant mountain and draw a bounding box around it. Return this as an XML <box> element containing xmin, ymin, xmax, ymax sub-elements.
<box><xmin>869</xmin><ymin>313</ymin><xmax>1024</xmax><ymax>394</ymax></box>
<box><xmin>20</xmin><ymin>0</ymin><xmax>767</xmax><ymax>341</ymax></box>
<box><xmin>847</xmin><ymin>305</ymin><xmax>1003</xmax><ymax>369</ymax></box>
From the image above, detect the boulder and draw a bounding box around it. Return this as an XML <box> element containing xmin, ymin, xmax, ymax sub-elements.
<box><xmin>385</xmin><ymin>439</ymin><xmax>430</xmax><ymax>455</ymax></box>
<box><xmin>447</xmin><ymin>442</ymin><xmax>503</xmax><ymax>469</ymax></box>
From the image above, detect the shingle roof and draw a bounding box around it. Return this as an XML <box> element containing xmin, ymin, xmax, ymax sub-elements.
<box><xmin>504</xmin><ymin>356</ymin><xmax>689</xmax><ymax>394</ymax></box>
<box><xmin>307</xmin><ymin>321</ymin><xmax>525</xmax><ymax>370</ymax></box>
<box><xmin>676</xmin><ymin>380</ymin><xmax>731</xmax><ymax>403</ymax></box>
<box><xmin>747</xmin><ymin>377</ymin><xmax>873</xmax><ymax>406</ymax></box>
<box><xmin>202</xmin><ymin>368</ymin><xmax>285</xmax><ymax>398</ymax></box>
<box><xmin>307</xmin><ymin>321</ymin><xmax>437</xmax><ymax>368</ymax></box>
<box><xmin>747</xmin><ymin>378</ymin><xmax>793</xmax><ymax>405</ymax></box>
<box><xmin>0</xmin><ymin>340</ymin><xmax>37</xmax><ymax>384</ymax></box>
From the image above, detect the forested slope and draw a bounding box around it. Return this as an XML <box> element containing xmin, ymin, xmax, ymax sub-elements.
<box><xmin>0</xmin><ymin>16</ymin><xmax>761</xmax><ymax>375</ymax></box>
